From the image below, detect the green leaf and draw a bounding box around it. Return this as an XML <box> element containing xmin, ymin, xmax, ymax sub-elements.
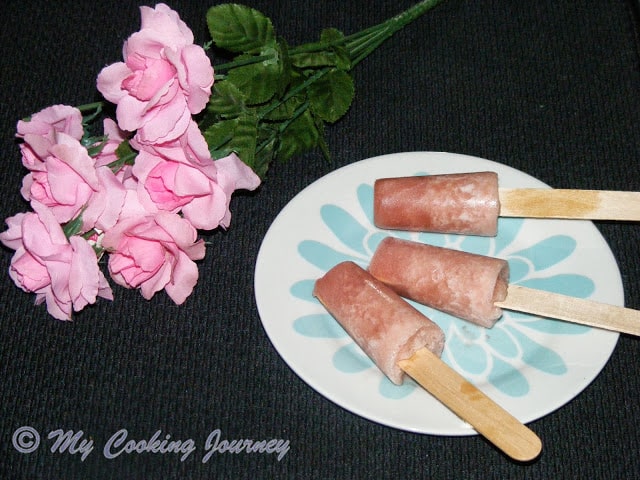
<box><xmin>320</xmin><ymin>28</ymin><xmax>344</xmax><ymax>43</ymax></box>
<box><xmin>84</xmin><ymin>136</ymin><xmax>108</xmax><ymax>157</ymax></box>
<box><xmin>204</xmin><ymin>112</ymin><xmax>261</xmax><ymax>174</ymax></box>
<box><xmin>261</xmin><ymin>93</ymin><xmax>305</xmax><ymax>121</ymax></box>
<box><xmin>290</xmin><ymin>51</ymin><xmax>339</xmax><ymax>69</ymax></box>
<box><xmin>206</xmin><ymin>81</ymin><xmax>246</xmax><ymax>118</ymax></box>
<box><xmin>320</xmin><ymin>28</ymin><xmax>351</xmax><ymax>71</ymax></box>
<box><xmin>277</xmin><ymin>109</ymin><xmax>320</xmax><ymax>163</ymax></box>
<box><xmin>231</xmin><ymin>112</ymin><xmax>259</xmax><ymax>168</ymax></box>
<box><xmin>274</xmin><ymin>38</ymin><xmax>292</xmax><ymax>97</ymax></box>
<box><xmin>308</xmin><ymin>69</ymin><xmax>355</xmax><ymax>123</ymax></box>
<box><xmin>253</xmin><ymin>136</ymin><xmax>277</xmax><ymax>178</ymax></box>
<box><xmin>313</xmin><ymin>114</ymin><xmax>331</xmax><ymax>161</ymax></box>
<box><xmin>207</xmin><ymin>4</ymin><xmax>275</xmax><ymax>53</ymax></box>
<box><xmin>289</xmin><ymin>28</ymin><xmax>351</xmax><ymax>70</ymax></box>
<box><xmin>62</xmin><ymin>211</ymin><xmax>85</xmax><ymax>238</ymax></box>
<box><xmin>203</xmin><ymin>118</ymin><xmax>238</xmax><ymax>158</ymax></box>
<box><xmin>115</xmin><ymin>139</ymin><xmax>135</xmax><ymax>160</ymax></box>
<box><xmin>106</xmin><ymin>140</ymin><xmax>137</xmax><ymax>173</ymax></box>
<box><xmin>226</xmin><ymin>47</ymin><xmax>283</xmax><ymax>105</ymax></box>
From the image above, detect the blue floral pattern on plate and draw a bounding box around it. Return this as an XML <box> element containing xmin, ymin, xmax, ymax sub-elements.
<box><xmin>291</xmin><ymin>181</ymin><xmax>594</xmax><ymax>399</ymax></box>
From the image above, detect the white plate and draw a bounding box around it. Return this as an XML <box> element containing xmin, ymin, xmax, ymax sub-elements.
<box><xmin>254</xmin><ymin>152</ymin><xmax>622</xmax><ymax>435</ymax></box>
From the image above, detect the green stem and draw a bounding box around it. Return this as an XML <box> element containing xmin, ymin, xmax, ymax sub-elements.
<box><xmin>257</xmin><ymin>68</ymin><xmax>329</xmax><ymax>120</ymax></box>
<box><xmin>77</xmin><ymin>102</ymin><xmax>104</xmax><ymax>113</ymax></box>
<box><xmin>251</xmin><ymin>0</ymin><xmax>440</xmax><ymax>122</ymax></box>
<box><xmin>287</xmin><ymin>0</ymin><xmax>445</xmax><ymax>67</ymax></box>
<box><xmin>213</xmin><ymin>0</ymin><xmax>445</xmax><ymax>75</ymax></box>
<box><xmin>214</xmin><ymin>54</ymin><xmax>274</xmax><ymax>79</ymax></box>
<box><xmin>255</xmin><ymin>99</ymin><xmax>311</xmax><ymax>156</ymax></box>
<box><xmin>77</xmin><ymin>101</ymin><xmax>105</xmax><ymax>126</ymax></box>
<box><xmin>208</xmin><ymin>0</ymin><xmax>445</xmax><ymax>168</ymax></box>
<box><xmin>344</xmin><ymin>0</ymin><xmax>445</xmax><ymax>67</ymax></box>
<box><xmin>106</xmin><ymin>150</ymin><xmax>137</xmax><ymax>173</ymax></box>
<box><xmin>280</xmin><ymin>100</ymin><xmax>311</xmax><ymax>131</ymax></box>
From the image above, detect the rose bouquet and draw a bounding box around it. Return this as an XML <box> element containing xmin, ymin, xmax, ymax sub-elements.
<box><xmin>1</xmin><ymin>1</ymin><xmax>444</xmax><ymax>320</ymax></box>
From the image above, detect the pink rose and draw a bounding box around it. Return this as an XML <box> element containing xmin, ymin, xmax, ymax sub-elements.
<box><xmin>21</xmin><ymin>133</ymin><xmax>98</xmax><ymax>224</ymax></box>
<box><xmin>18</xmin><ymin>142</ymin><xmax>46</xmax><ymax>172</ymax></box>
<box><xmin>96</xmin><ymin>3</ymin><xmax>214</xmax><ymax>144</ymax></box>
<box><xmin>92</xmin><ymin>120</ymin><xmax>150</xmax><ymax>220</ymax></box>
<box><xmin>20</xmin><ymin>132</ymin><xmax>126</xmax><ymax>232</ymax></box>
<box><xmin>101</xmin><ymin>211</ymin><xmax>206</xmax><ymax>304</ymax></box>
<box><xmin>213</xmin><ymin>152</ymin><xmax>263</xmax><ymax>229</ymax></box>
<box><xmin>0</xmin><ymin>202</ymin><xmax>113</xmax><ymax>321</ymax></box>
<box><xmin>81</xmin><ymin>166</ymin><xmax>128</xmax><ymax>232</ymax></box>
<box><xmin>130</xmin><ymin>121</ymin><xmax>261</xmax><ymax>230</ymax></box>
<box><xmin>17</xmin><ymin>104</ymin><xmax>84</xmax><ymax>167</ymax></box>
<box><xmin>17</xmin><ymin>104</ymin><xmax>84</xmax><ymax>143</ymax></box>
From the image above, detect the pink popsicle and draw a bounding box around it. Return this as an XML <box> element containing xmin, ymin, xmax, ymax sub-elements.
<box><xmin>369</xmin><ymin>237</ymin><xmax>509</xmax><ymax>328</ymax></box>
<box><xmin>373</xmin><ymin>172</ymin><xmax>500</xmax><ymax>236</ymax></box>
<box><xmin>313</xmin><ymin>261</ymin><xmax>445</xmax><ymax>385</ymax></box>
<box><xmin>313</xmin><ymin>260</ymin><xmax>542</xmax><ymax>461</ymax></box>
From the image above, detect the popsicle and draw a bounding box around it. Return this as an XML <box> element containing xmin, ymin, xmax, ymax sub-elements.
<box><xmin>373</xmin><ymin>172</ymin><xmax>640</xmax><ymax>236</ymax></box>
<box><xmin>313</xmin><ymin>261</ymin><xmax>446</xmax><ymax>385</ymax></box>
<box><xmin>369</xmin><ymin>236</ymin><xmax>640</xmax><ymax>336</ymax></box>
<box><xmin>369</xmin><ymin>236</ymin><xmax>508</xmax><ymax>328</ymax></box>
<box><xmin>313</xmin><ymin>261</ymin><xmax>542</xmax><ymax>461</ymax></box>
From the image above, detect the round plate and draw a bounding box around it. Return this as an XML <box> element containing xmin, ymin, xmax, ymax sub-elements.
<box><xmin>254</xmin><ymin>152</ymin><xmax>622</xmax><ymax>435</ymax></box>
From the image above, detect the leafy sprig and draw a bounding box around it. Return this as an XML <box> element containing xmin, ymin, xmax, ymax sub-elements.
<box><xmin>202</xmin><ymin>0</ymin><xmax>445</xmax><ymax>178</ymax></box>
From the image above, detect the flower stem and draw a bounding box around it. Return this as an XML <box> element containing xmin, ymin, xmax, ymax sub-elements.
<box><xmin>214</xmin><ymin>54</ymin><xmax>274</xmax><ymax>79</ymax></box>
<box><xmin>77</xmin><ymin>102</ymin><xmax>104</xmax><ymax>113</ymax></box>
<box><xmin>213</xmin><ymin>0</ymin><xmax>445</xmax><ymax>75</ymax></box>
<box><xmin>255</xmin><ymin>100</ymin><xmax>311</xmax><ymax>156</ymax></box>
<box><xmin>287</xmin><ymin>0</ymin><xmax>445</xmax><ymax>67</ymax></box>
<box><xmin>343</xmin><ymin>0</ymin><xmax>445</xmax><ymax>67</ymax></box>
<box><xmin>256</xmin><ymin>1</ymin><xmax>444</xmax><ymax>120</ymax></box>
<box><xmin>257</xmin><ymin>68</ymin><xmax>329</xmax><ymax>120</ymax></box>
<box><xmin>77</xmin><ymin>101</ymin><xmax>105</xmax><ymax>125</ymax></box>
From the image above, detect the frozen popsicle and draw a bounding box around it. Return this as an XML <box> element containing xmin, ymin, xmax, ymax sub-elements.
<box><xmin>374</xmin><ymin>172</ymin><xmax>500</xmax><ymax>236</ymax></box>
<box><xmin>374</xmin><ymin>172</ymin><xmax>640</xmax><ymax>236</ymax></box>
<box><xmin>369</xmin><ymin>236</ymin><xmax>508</xmax><ymax>328</ymax></box>
<box><xmin>369</xmin><ymin>236</ymin><xmax>640</xmax><ymax>336</ymax></box>
<box><xmin>313</xmin><ymin>261</ymin><xmax>445</xmax><ymax>385</ymax></box>
<box><xmin>313</xmin><ymin>261</ymin><xmax>542</xmax><ymax>462</ymax></box>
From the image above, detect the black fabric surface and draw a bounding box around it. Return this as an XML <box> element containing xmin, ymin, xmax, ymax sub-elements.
<box><xmin>2</xmin><ymin>0</ymin><xmax>640</xmax><ymax>478</ymax></box>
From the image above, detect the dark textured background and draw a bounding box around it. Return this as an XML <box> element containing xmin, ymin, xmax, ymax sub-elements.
<box><xmin>2</xmin><ymin>0</ymin><xmax>640</xmax><ymax>478</ymax></box>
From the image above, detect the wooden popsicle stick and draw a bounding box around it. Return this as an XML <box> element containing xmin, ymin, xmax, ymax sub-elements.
<box><xmin>498</xmin><ymin>188</ymin><xmax>640</xmax><ymax>221</ymax></box>
<box><xmin>398</xmin><ymin>348</ymin><xmax>542</xmax><ymax>462</ymax></box>
<box><xmin>495</xmin><ymin>284</ymin><xmax>640</xmax><ymax>336</ymax></box>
